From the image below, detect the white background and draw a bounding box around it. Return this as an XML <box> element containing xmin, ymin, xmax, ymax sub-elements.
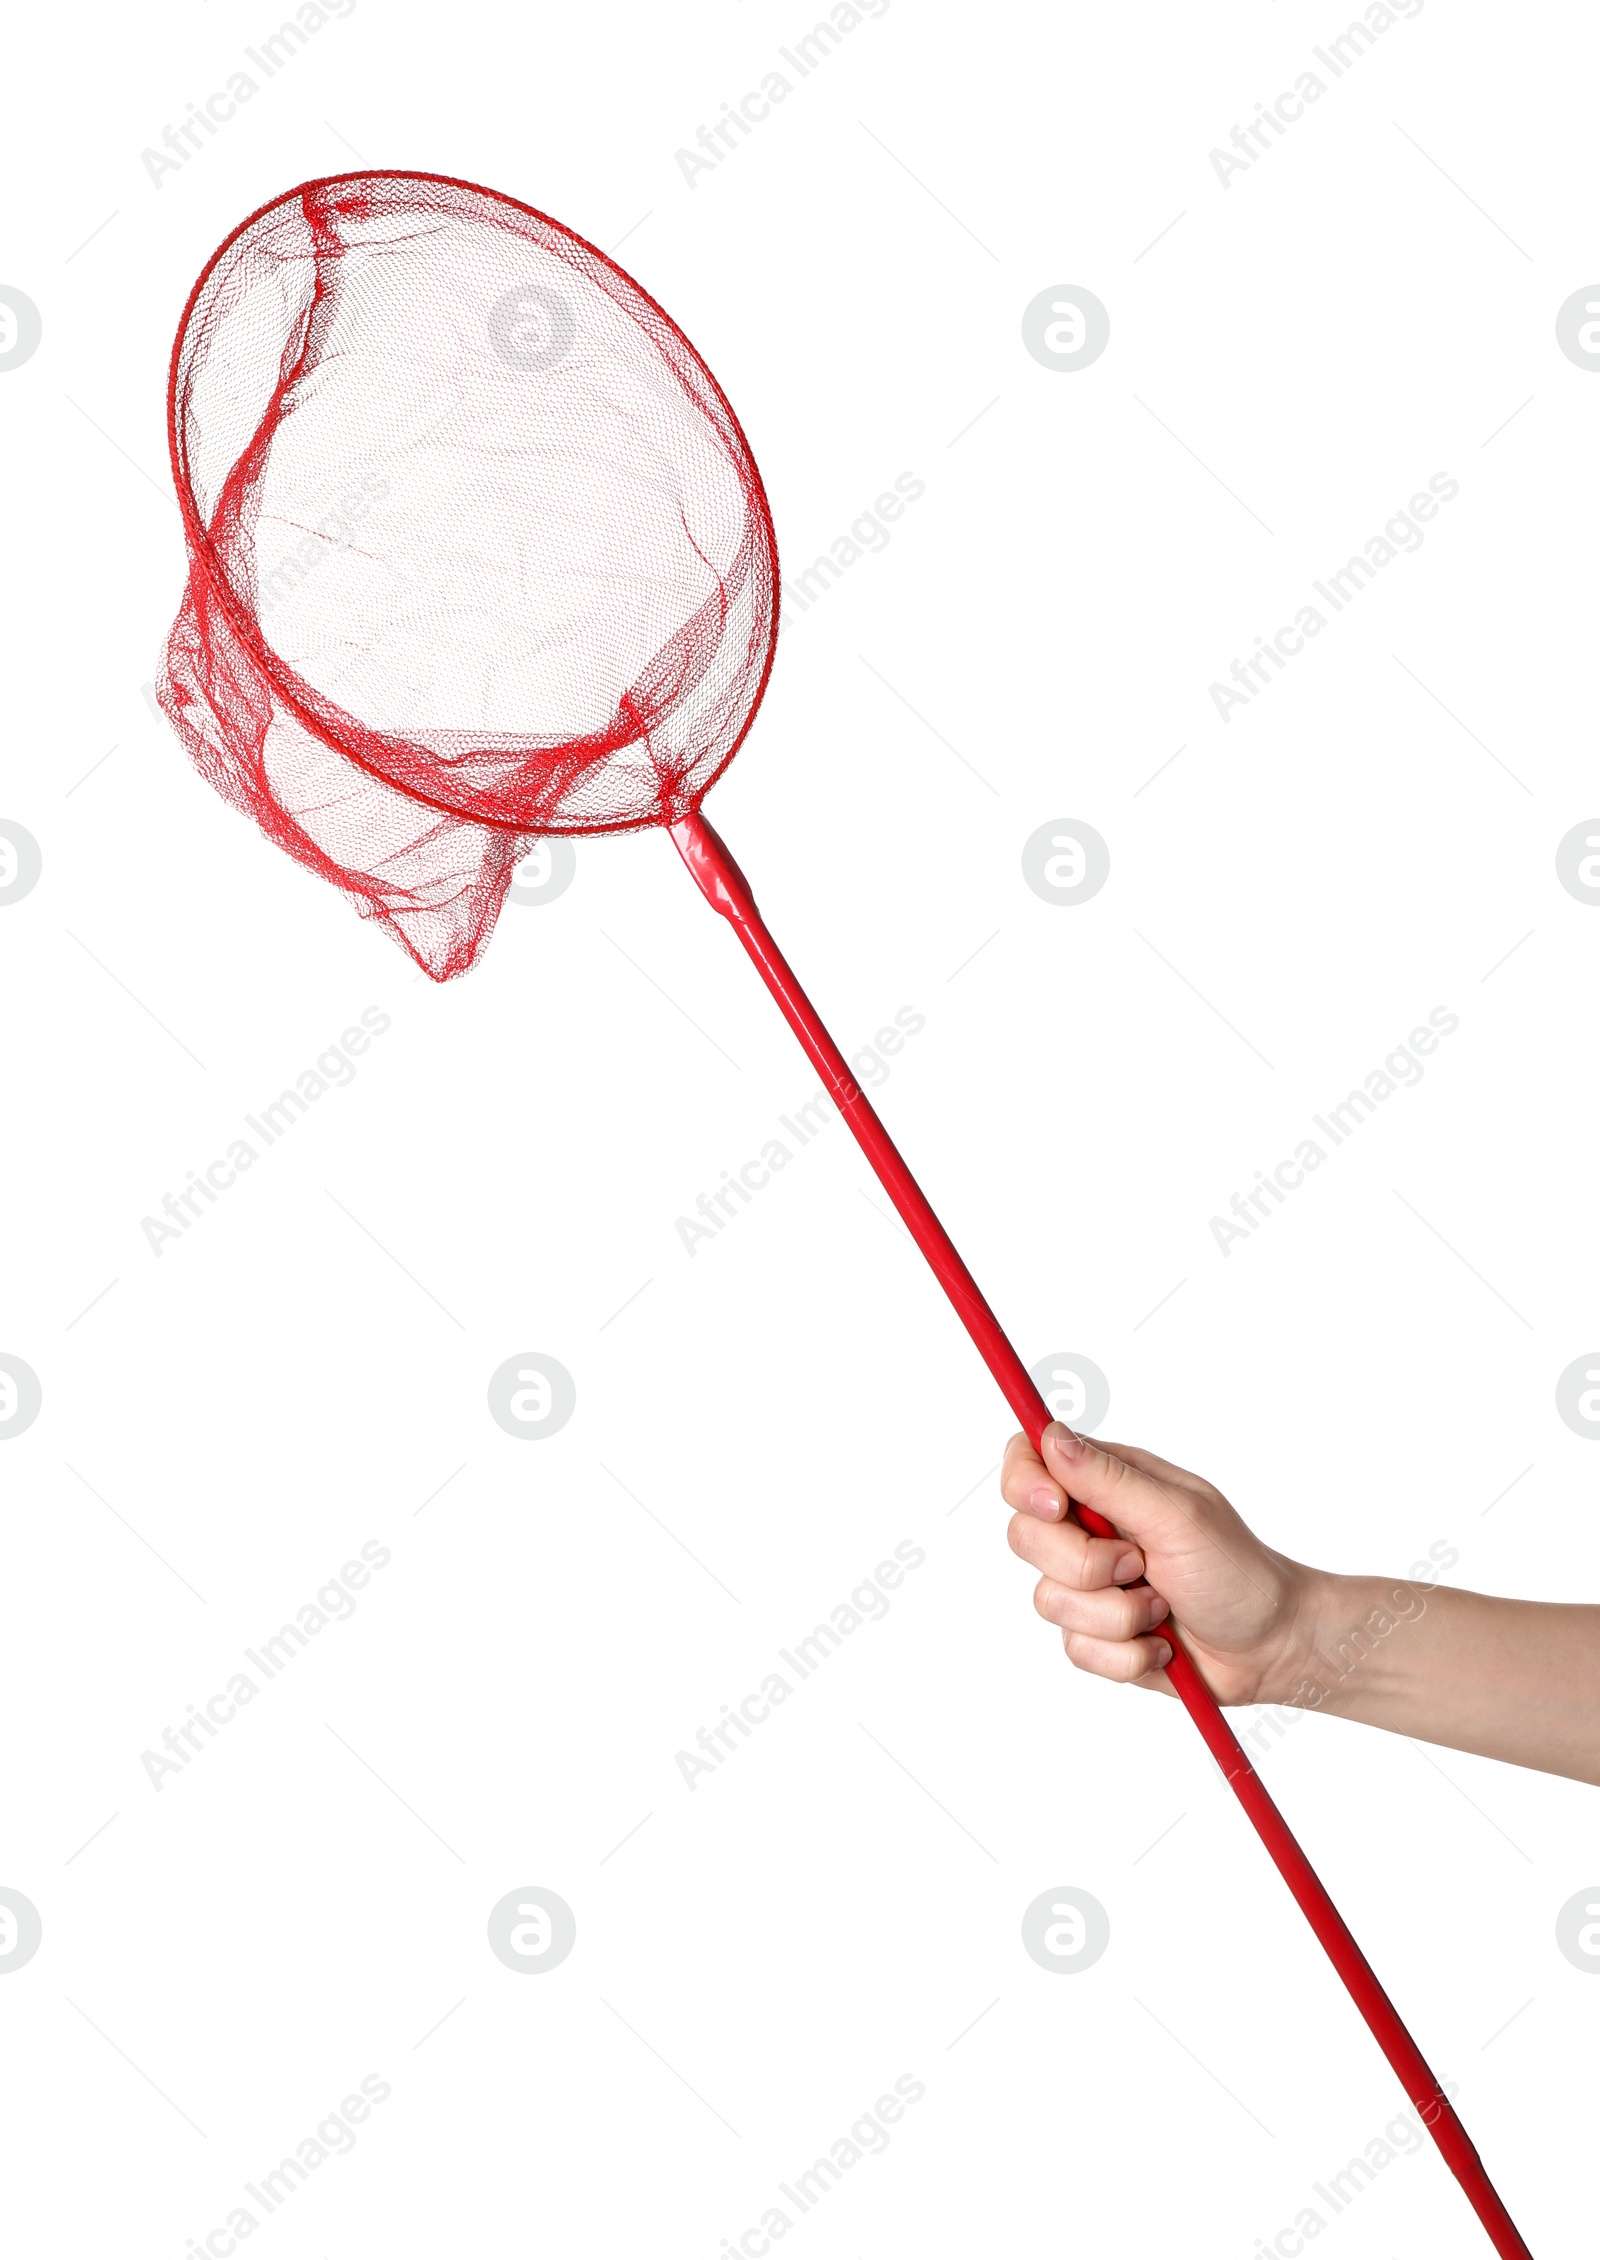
<box><xmin>2</xmin><ymin>1</ymin><xmax>1596</xmax><ymax>2253</ymax></box>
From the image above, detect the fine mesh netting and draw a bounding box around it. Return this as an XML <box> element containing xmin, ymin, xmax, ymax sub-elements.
<box><xmin>160</xmin><ymin>172</ymin><xmax>780</xmax><ymax>978</ymax></box>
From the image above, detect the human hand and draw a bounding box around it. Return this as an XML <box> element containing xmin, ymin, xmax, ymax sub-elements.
<box><xmin>1002</xmin><ymin>1425</ymin><xmax>1320</xmax><ymax>1706</ymax></box>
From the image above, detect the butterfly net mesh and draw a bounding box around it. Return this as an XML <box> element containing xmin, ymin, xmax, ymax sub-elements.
<box><xmin>159</xmin><ymin>173</ymin><xmax>779</xmax><ymax>979</ymax></box>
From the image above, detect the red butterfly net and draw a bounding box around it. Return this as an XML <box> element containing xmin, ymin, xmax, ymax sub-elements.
<box><xmin>158</xmin><ymin>173</ymin><xmax>1530</xmax><ymax>2258</ymax></box>
<box><xmin>161</xmin><ymin>170</ymin><xmax>777</xmax><ymax>978</ymax></box>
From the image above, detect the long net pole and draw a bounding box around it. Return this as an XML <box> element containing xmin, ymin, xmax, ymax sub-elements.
<box><xmin>671</xmin><ymin>809</ymin><xmax>1531</xmax><ymax>2260</ymax></box>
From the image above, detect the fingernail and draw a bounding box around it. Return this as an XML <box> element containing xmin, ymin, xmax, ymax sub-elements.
<box><xmin>1112</xmin><ymin>1550</ymin><xmax>1142</xmax><ymax>1584</ymax></box>
<box><xmin>1147</xmin><ymin>1595</ymin><xmax>1170</xmax><ymax>1627</ymax></box>
<box><xmin>1153</xmin><ymin>1640</ymin><xmax>1174</xmax><ymax>1670</ymax></box>
<box><xmin>1027</xmin><ymin>1486</ymin><xmax>1063</xmax><ymax>1521</ymax></box>
<box><xmin>1045</xmin><ymin>1421</ymin><xmax>1085</xmax><ymax>1462</ymax></box>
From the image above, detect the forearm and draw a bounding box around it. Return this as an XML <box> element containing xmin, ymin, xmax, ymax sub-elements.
<box><xmin>1292</xmin><ymin>1571</ymin><xmax>1600</xmax><ymax>1786</ymax></box>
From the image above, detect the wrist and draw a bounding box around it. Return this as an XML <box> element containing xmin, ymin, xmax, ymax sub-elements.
<box><xmin>1229</xmin><ymin>1554</ymin><xmax>1345</xmax><ymax>1710</ymax></box>
<box><xmin>1283</xmin><ymin>1568</ymin><xmax>1432</xmax><ymax>1719</ymax></box>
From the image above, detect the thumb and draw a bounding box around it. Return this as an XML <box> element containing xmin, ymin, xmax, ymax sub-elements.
<box><xmin>1039</xmin><ymin>1423</ymin><xmax>1181</xmax><ymax>1549</ymax></box>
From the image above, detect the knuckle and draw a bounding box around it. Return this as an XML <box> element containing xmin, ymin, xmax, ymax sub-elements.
<box><xmin>1095</xmin><ymin>1448</ymin><xmax>1131</xmax><ymax>1493</ymax></box>
<box><xmin>999</xmin><ymin>1434</ymin><xmax>1034</xmax><ymax>1494</ymax></box>
<box><xmin>1073</xmin><ymin>1538</ymin><xmax>1111</xmax><ymax>1592</ymax></box>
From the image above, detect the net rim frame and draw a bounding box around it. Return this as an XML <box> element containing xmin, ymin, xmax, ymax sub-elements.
<box><xmin>164</xmin><ymin>167</ymin><xmax>783</xmax><ymax>841</ymax></box>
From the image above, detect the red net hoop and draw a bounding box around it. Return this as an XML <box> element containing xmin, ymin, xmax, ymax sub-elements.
<box><xmin>160</xmin><ymin>171</ymin><xmax>780</xmax><ymax>978</ymax></box>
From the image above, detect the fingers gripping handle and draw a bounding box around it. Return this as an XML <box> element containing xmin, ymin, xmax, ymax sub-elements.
<box><xmin>669</xmin><ymin>810</ymin><xmax>1533</xmax><ymax>2258</ymax></box>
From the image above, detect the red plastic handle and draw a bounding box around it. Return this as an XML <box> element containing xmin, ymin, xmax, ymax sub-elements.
<box><xmin>671</xmin><ymin>809</ymin><xmax>1532</xmax><ymax>2260</ymax></box>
